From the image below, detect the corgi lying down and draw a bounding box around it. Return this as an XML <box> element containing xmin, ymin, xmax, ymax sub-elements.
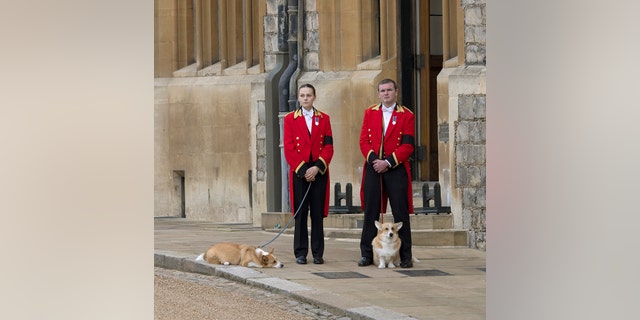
<box><xmin>196</xmin><ymin>242</ymin><xmax>284</xmax><ymax>268</ymax></box>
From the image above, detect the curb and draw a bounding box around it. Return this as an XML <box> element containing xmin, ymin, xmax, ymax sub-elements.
<box><xmin>154</xmin><ymin>250</ymin><xmax>418</xmax><ymax>320</ymax></box>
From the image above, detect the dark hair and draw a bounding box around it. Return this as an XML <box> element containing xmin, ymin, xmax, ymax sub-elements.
<box><xmin>378</xmin><ymin>78</ymin><xmax>397</xmax><ymax>91</ymax></box>
<box><xmin>298</xmin><ymin>83</ymin><xmax>316</xmax><ymax>96</ymax></box>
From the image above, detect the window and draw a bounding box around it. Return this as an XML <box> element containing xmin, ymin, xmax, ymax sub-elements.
<box><xmin>362</xmin><ymin>0</ymin><xmax>380</xmax><ymax>61</ymax></box>
<box><xmin>175</xmin><ymin>0</ymin><xmax>263</xmax><ymax>73</ymax></box>
<box><xmin>176</xmin><ymin>0</ymin><xmax>195</xmax><ymax>69</ymax></box>
<box><xmin>442</xmin><ymin>0</ymin><xmax>463</xmax><ymax>66</ymax></box>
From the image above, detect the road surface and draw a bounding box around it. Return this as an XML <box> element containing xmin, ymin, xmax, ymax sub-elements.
<box><xmin>154</xmin><ymin>267</ymin><xmax>350</xmax><ymax>320</ymax></box>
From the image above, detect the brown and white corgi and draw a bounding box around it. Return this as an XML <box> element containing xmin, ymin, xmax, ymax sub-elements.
<box><xmin>195</xmin><ymin>242</ymin><xmax>284</xmax><ymax>268</ymax></box>
<box><xmin>372</xmin><ymin>221</ymin><xmax>403</xmax><ymax>268</ymax></box>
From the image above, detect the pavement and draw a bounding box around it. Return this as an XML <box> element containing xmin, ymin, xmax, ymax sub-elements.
<box><xmin>154</xmin><ymin>217</ymin><xmax>486</xmax><ymax>320</ymax></box>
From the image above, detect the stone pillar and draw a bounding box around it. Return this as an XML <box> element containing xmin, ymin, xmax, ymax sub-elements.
<box><xmin>440</xmin><ymin>0</ymin><xmax>487</xmax><ymax>250</ymax></box>
<box><xmin>455</xmin><ymin>94</ymin><xmax>486</xmax><ymax>250</ymax></box>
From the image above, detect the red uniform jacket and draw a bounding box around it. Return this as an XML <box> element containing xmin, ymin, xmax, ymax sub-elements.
<box><xmin>359</xmin><ymin>103</ymin><xmax>415</xmax><ymax>213</ymax></box>
<box><xmin>283</xmin><ymin>107</ymin><xmax>334</xmax><ymax>217</ymax></box>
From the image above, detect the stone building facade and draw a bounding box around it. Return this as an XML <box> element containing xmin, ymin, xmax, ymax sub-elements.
<box><xmin>154</xmin><ymin>0</ymin><xmax>486</xmax><ymax>250</ymax></box>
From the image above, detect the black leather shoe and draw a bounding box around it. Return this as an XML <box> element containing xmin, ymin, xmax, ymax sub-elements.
<box><xmin>313</xmin><ymin>257</ymin><xmax>324</xmax><ymax>264</ymax></box>
<box><xmin>357</xmin><ymin>257</ymin><xmax>372</xmax><ymax>267</ymax></box>
<box><xmin>400</xmin><ymin>260</ymin><xmax>413</xmax><ymax>268</ymax></box>
<box><xmin>296</xmin><ymin>256</ymin><xmax>307</xmax><ymax>264</ymax></box>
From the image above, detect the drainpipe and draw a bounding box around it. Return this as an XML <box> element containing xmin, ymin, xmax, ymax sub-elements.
<box><xmin>265</xmin><ymin>0</ymin><xmax>289</xmax><ymax>212</ymax></box>
<box><xmin>279</xmin><ymin>0</ymin><xmax>299</xmax><ymax>113</ymax></box>
<box><xmin>277</xmin><ymin>0</ymin><xmax>299</xmax><ymax>212</ymax></box>
<box><xmin>288</xmin><ymin>0</ymin><xmax>305</xmax><ymax>109</ymax></box>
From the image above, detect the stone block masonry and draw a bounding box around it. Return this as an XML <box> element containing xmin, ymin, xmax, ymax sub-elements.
<box><xmin>455</xmin><ymin>94</ymin><xmax>486</xmax><ymax>250</ymax></box>
<box><xmin>462</xmin><ymin>0</ymin><xmax>486</xmax><ymax>65</ymax></box>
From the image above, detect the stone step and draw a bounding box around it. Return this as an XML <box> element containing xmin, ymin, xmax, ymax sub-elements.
<box><xmin>261</xmin><ymin>212</ymin><xmax>468</xmax><ymax>247</ymax></box>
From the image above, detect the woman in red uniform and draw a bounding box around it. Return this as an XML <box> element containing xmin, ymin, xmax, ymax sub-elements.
<box><xmin>283</xmin><ymin>84</ymin><xmax>334</xmax><ymax>265</ymax></box>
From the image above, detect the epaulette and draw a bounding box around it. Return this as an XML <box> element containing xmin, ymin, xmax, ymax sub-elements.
<box><xmin>397</xmin><ymin>105</ymin><xmax>413</xmax><ymax>114</ymax></box>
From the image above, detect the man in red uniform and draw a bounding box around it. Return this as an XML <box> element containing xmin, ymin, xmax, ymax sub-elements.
<box><xmin>358</xmin><ymin>78</ymin><xmax>415</xmax><ymax>268</ymax></box>
<box><xmin>283</xmin><ymin>84</ymin><xmax>334</xmax><ymax>265</ymax></box>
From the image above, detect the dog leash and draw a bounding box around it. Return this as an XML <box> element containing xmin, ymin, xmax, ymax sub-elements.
<box><xmin>379</xmin><ymin>173</ymin><xmax>384</xmax><ymax>223</ymax></box>
<box><xmin>258</xmin><ymin>181</ymin><xmax>312</xmax><ymax>248</ymax></box>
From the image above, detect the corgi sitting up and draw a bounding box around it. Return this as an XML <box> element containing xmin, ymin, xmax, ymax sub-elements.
<box><xmin>372</xmin><ymin>221</ymin><xmax>403</xmax><ymax>268</ymax></box>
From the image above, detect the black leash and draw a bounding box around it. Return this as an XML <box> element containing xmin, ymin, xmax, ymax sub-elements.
<box><xmin>379</xmin><ymin>173</ymin><xmax>384</xmax><ymax>223</ymax></box>
<box><xmin>258</xmin><ymin>181</ymin><xmax>313</xmax><ymax>248</ymax></box>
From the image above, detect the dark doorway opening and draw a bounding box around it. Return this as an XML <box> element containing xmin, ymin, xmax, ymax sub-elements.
<box><xmin>173</xmin><ymin>170</ymin><xmax>186</xmax><ymax>218</ymax></box>
<box><xmin>398</xmin><ymin>0</ymin><xmax>443</xmax><ymax>182</ymax></box>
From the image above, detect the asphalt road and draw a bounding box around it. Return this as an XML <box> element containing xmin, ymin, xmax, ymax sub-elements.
<box><xmin>154</xmin><ymin>267</ymin><xmax>350</xmax><ymax>320</ymax></box>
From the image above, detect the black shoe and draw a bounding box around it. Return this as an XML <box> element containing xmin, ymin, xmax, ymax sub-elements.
<box><xmin>296</xmin><ymin>256</ymin><xmax>307</xmax><ymax>264</ymax></box>
<box><xmin>357</xmin><ymin>257</ymin><xmax>372</xmax><ymax>267</ymax></box>
<box><xmin>313</xmin><ymin>257</ymin><xmax>324</xmax><ymax>264</ymax></box>
<box><xmin>400</xmin><ymin>260</ymin><xmax>413</xmax><ymax>268</ymax></box>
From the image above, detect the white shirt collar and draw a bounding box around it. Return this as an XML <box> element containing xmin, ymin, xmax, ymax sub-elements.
<box><xmin>381</xmin><ymin>104</ymin><xmax>395</xmax><ymax>113</ymax></box>
<box><xmin>302</xmin><ymin>108</ymin><xmax>314</xmax><ymax>117</ymax></box>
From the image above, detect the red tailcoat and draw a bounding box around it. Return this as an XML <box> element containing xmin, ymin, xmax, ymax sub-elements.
<box><xmin>359</xmin><ymin>103</ymin><xmax>414</xmax><ymax>213</ymax></box>
<box><xmin>283</xmin><ymin>107</ymin><xmax>334</xmax><ymax>217</ymax></box>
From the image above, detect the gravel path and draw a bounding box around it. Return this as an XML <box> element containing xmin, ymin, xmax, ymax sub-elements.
<box><xmin>154</xmin><ymin>267</ymin><xmax>351</xmax><ymax>320</ymax></box>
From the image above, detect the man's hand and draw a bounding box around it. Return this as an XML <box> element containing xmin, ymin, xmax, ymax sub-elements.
<box><xmin>372</xmin><ymin>159</ymin><xmax>389</xmax><ymax>174</ymax></box>
<box><xmin>305</xmin><ymin>166</ymin><xmax>320</xmax><ymax>182</ymax></box>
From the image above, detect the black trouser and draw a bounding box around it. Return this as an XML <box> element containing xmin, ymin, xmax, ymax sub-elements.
<box><xmin>293</xmin><ymin>172</ymin><xmax>327</xmax><ymax>259</ymax></box>
<box><xmin>360</xmin><ymin>163</ymin><xmax>412</xmax><ymax>261</ymax></box>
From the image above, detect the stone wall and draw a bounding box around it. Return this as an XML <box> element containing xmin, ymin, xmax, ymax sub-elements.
<box><xmin>263</xmin><ymin>0</ymin><xmax>279</xmax><ymax>72</ymax></box>
<box><xmin>303</xmin><ymin>0</ymin><xmax>320</xmax><ymax>71</ymax></box>
<box><xmin>264</xmin><ymin>0</ymin><xmax>320</xmax><ymax>72</ymax></box>
<box><xmin>154</xmin><ymin>75</ymin><xmax>265</xmax><ymax>223</ymax></box>
<box><xmin>458</xmin><ymin>0</ymin><xmax>486</xmax><ymax>250</ymax></box>
<box><xmin>455</xmin><ymin>94</ymin><xmax>486</xmax><ymax>250</ymax></box>
<box><xmin>462</xmin><ymin>0</ymin><xmax>486</xmax><ymax>65</ymax></box>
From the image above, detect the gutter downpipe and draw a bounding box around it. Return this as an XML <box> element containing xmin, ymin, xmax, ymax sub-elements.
<box><xmin>277</xmin><ymin>0</ymin><xmax>299</xmax><ymax>212</ymax></box>
<box><xmin>289</xmin><ymin>0</ymin><xmax>304</xmax><ymax>108</ymax></box>
<box><xmin>265</xmin><ymin>0</ymin><xmax>289</xmax><ymax>212</ymax></box>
